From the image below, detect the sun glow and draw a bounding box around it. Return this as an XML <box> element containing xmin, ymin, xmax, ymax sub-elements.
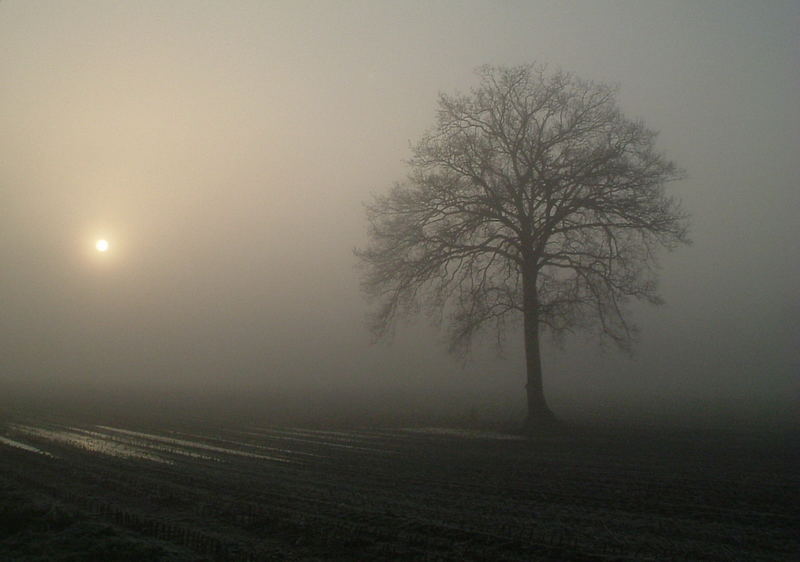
<box><xmin>96</xmin><ymin>239</ymin><xmax>109</xmax><ymax>252</ymax></box>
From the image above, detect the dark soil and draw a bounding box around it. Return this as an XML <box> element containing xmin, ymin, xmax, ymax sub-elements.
<box><xmin>1</xmin><ymin>416</ymin><xmax>797</xmax><ymax>561</ymax></box>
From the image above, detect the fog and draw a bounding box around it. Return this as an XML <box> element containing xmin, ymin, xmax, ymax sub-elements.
<box><xmin>1</xmin><ymin>1</ymin><xmax>797</xmax><ymax>428</ymax></box>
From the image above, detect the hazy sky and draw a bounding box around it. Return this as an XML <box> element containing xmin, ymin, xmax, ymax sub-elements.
<box><xmin>1</xmin><ymin>1</ymin><xmax>798</xmax><ymax>424</ymax></box>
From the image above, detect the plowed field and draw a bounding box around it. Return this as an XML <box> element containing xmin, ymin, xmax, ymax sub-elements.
<box><xmin>1</xmin><ymin>416</ymin><xmax>797</xmax><ymax>560</ymax></box>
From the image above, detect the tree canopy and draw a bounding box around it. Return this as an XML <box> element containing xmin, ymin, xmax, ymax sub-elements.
<box><xmin>356</xmin><ymin>64</ymin><xmax>689</xmax><ymax>426</ymax></box>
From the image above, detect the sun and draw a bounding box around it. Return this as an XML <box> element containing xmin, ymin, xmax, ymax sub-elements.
<box><xmin>96</xmin><ymin>239</ymin><xmax>109</xmax><ymax>252</ymax></box>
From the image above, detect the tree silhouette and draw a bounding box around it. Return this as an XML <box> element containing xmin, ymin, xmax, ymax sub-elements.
<box><xmin>357</xmin><ymin>64</ymin><xmax>689</xmax><ymax>429</ymax></box>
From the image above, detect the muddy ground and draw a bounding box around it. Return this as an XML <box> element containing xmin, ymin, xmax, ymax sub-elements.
<box><xmin>0</xmin><ymin>414</ymin><xmax>797</xmax><ymax>560</ymax></box>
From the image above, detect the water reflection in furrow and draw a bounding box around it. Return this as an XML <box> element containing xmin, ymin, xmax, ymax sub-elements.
<box><xmin>241</xmin><ymin>428</ymin><xmax>397</xmax><ymax>454</ymax></box>
<box><xmin>166</xmin><ymin>430</ymin><xmax>321</xmax><ymax>459</ymax></box>
<box><xmin>283</xmin><ymin>428</ymin><xmax>389</xmax><ymax>443</ymax></box>
<box><xmin>0</xmin><ymin>435</ymin><xmax>54</xmax><ymax>457</ymax></box>
<box><xmin>96</xmin><ymin>426</ymin><xmax>293</xmax><ymax>463</ymax></box>
<box><xmin>400</xmin><ymin>427</ymin><xmax>525</xmax><ymax>441</ymax></box>
<box><xmin>9</xmin><ymin>424</ymin><xmax>171</xmax><ymax>464</ymax></box>
<box><xmin>72</xmin><ymin>427</ymin><xmax>219</xmax><ymax>462</ymax></box>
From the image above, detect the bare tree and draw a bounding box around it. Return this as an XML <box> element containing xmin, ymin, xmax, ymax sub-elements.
<box><xmin>356</xmin><ymin>64</ymin><xmax>689</xmax><ymax>429</ymax></box>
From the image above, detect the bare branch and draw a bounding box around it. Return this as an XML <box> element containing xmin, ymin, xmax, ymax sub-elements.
<box><xmin>356</xmin><ymin>63</ymin><xmax>689</xmax><ymax>356</ymax></box>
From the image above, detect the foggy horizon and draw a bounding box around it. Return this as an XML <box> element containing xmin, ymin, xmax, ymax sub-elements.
<box><xmin>2</xmin><ymin>1</ymin><xmax>798</xmax><ymax>429</ymax></box>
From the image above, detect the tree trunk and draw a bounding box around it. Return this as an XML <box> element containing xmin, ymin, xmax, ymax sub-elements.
<box><xmin>522</xmin><ymin>265</ymin><xmax>557</xmax><ymax>430</ymax></box>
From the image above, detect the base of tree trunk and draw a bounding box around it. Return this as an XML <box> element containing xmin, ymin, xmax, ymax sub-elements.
<box><xmin>523</xmin><ymin>383</ymin><xmax>559</xmax><ymax>434</ymax></box>
<box><xmin>522</xmin><ymin>406</ymin><xmax>560</xmax><ymax>435</ymax></box>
